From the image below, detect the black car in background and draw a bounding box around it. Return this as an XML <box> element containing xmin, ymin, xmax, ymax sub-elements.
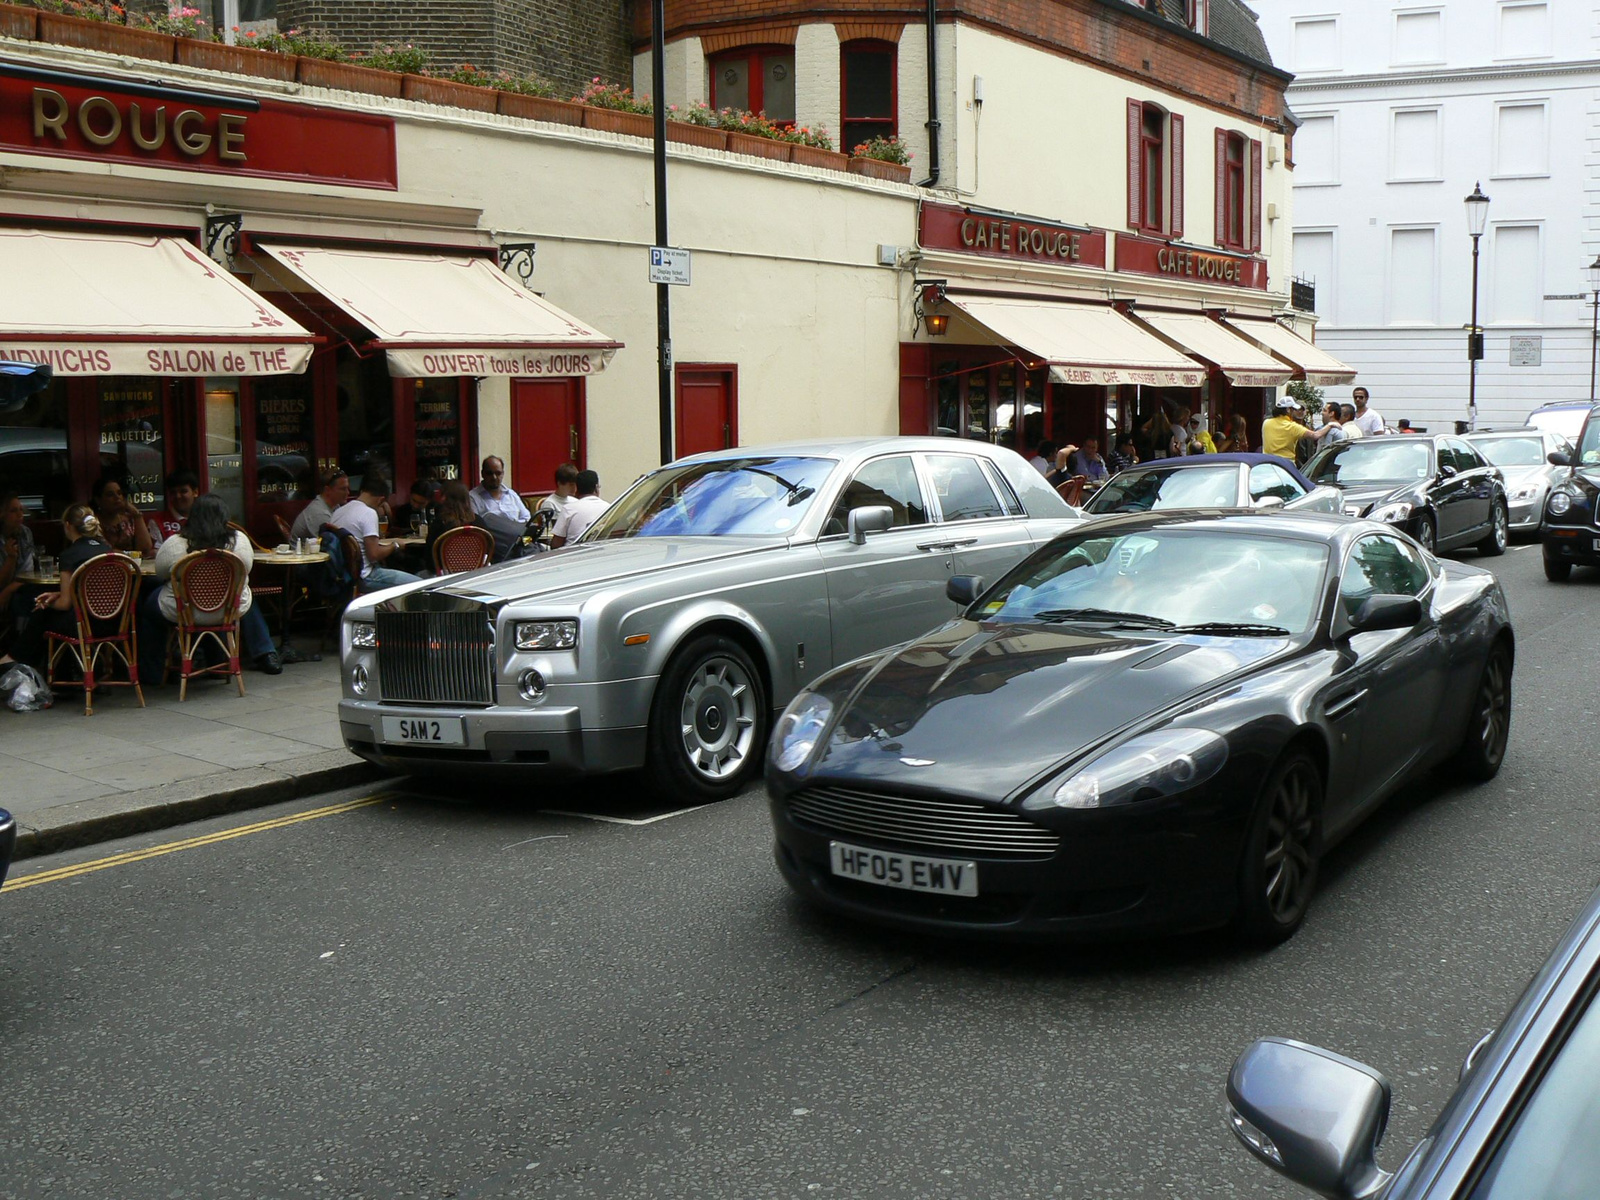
<box><xmin>1538</xmin><ymin>408</ymin><xmax>1600</xmax><ymax>581</ymax></box>
<box><xmin>1305</xmin><ymin>434</ymin><xmax>1509</xmax><ymax>557</ymax></box>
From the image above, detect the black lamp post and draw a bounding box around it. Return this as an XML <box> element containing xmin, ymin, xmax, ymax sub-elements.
<box><xmin>1464</xmin><ymin>182</ymin><xmax>1490</xmax><ymax>431</ymax></box>
<box><xmin>1586</xmin><ymin>254</ymin><xmax>1600</xmax><ymax>404</ymax></box>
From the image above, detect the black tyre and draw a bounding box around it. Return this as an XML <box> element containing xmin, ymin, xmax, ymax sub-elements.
<box><xmin>1234</xmin><ymin>751</ymin><xmax>1322</xmax><ymax>947</ymax></box>
<box><xmin>1451</xmin><ymin>643</ymin><xmax>1512</xmax><ymax>782</ymax></box>
<box><xmin>1544</xmin><ymin>552</ymin><xmax>1572</xmax><ymax>582</ymax></box>
<box><xmin>1477</xmin><ymin>501</ymin><xmax>1509</xmax><ymax>557</ymax></box>
<box><xmin>646</xmin><ymin>634</ymin><xmax>768</xmax><ymax>804</ymax></box>
<box><xmin>1411</xmin><ymin>512</ymin><xmax>1437</xmax><ymax>555</ymax></box>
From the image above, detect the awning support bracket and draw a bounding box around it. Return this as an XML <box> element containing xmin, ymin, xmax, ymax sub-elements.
<box><xmin>498</xmin><ymin>242</ymin><xmax>538</xmax><ymax>289</ymax></box>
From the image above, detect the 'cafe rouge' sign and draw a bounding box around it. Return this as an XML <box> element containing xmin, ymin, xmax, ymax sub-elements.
<box><xmin>1116</xmin><ymin>231</ymin><xmax>1268</xmax><ymax>290</ymax></box>
<box><xmin>919</xmin><ymin>201</ymin><xmax>1108</xmax><ymax>270</ymax></box>
<box><xmin>0</xmin><ymin>61</ymin><xmax>397</xmax><ymax>189</ymax></box>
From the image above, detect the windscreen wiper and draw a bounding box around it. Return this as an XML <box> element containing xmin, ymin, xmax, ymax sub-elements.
<box><xmin>742</xmin><ymin>467</ymin><xmax>816</xmax><ymax>506</ymax></box>
<box><xmin>1168</xmin><ymin>621</ymin><xmax>1291</xmax><ymax>637</ymax></box>
<box><xmin>1031</xmin><ymin>608</ymin><xmax>1176</xmax><ymax>629</ymax></box>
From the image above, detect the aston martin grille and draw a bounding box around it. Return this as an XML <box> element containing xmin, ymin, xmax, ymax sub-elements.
<box><xmin>375</xmin><ymin>609</ymin><xmax>495</xmax><ymax>706</ymax></box>
<box><xmin>787</xmin><ymin>785</ymin><xmax>1060</xmax><ymax>860</ymax></box>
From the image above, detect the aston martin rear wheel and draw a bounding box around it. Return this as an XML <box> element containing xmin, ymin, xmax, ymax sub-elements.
<box><xmin>1477</xmin><ymin>501</ymin><xmax>1509</xmax><ymax>557</ymax></box>
<box><xmin>1234</xmin><ymin>751</ymin><xmax>1322</xmax><ymax>947</ymax></box>
<box><xmin>1452</xmin><ymin>643</ymin><xmax>1512</xmax><ymax>782</ymax></box>
<box><xmin>1544</xmin><ymin>553</ymin><xmax>1572</xmax><ymax>582</ymax></box>
<box><xmin>647</xmin><ymin>634</ymin><xmax>767</xmax><ymax>805</ymax></box>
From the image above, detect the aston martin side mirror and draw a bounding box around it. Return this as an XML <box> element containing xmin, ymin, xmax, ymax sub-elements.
<box><xmin>1438</xmin><ymin>463</ymin><xmax>1458</xmax><ymax>479</ymax></box>
<box><xmin>1226</xmin><ymin>1038</ymin><xmax>1394</xmax><ymax>1200</ymax></box>
<box><xmin>1346</xmin><ymin>594</ymin><xmax>1423</xmax><ymax>635</ymax></box>
<box><xmin>1548</xmin><ymin>451</ymin><xmax>1572</xmax><ymax>467</ymax></box>
<box><xmin>946</xmin><ymin>574</ymin><xmax>984</xmax><ymax>607</ymax></box>
<box><xmin>847</xmin><ymin>505</ymin><xmax>894</xmax><ymax>545</ymax></box>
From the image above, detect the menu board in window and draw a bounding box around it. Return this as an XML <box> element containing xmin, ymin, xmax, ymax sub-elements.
<box><xmin>253</xmin><ymin>375</ymin><xmax>316</xmax><ymax>503</ymax></box>
<box><xmin>413</xmin><ymin>381</ymin><xmax>462</xmax><ymax>483</ymax></box>
<box><xmin>98</xmin><ymin>379</ymin><xmax>165</xmax><ymax>509</ymax></box>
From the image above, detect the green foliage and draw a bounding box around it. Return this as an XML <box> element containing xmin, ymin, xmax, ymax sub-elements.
<box><xmin>575</xmin><ymin>77</ymin><xmax>651</xmax><ymax>114</ymax></box>
<box><xmin>782</xmin><ymin>124</ymin><xmax>835</xmax><ymax>151</ymax></box>
<box><xmin>243</xmin><ymin>26</ymin><xmax>348</xmax><ymax>60</ymax></box>
<box><xmin>1284</xmin><ymin>379</ymin><xmax>1325</xmax><ymax>411</ymax></box>
<box><xmin>359</xmin><ymin>43</ymin><xmax>431</xmax><ymax>74</ymax></box>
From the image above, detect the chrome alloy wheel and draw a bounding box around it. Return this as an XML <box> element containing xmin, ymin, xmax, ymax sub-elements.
<box><xmin>1263</xmin><ymin>763</ymin><xmax>1317</xmax><ymax>923</ymax></box>
<box><xmin>679</xmin><ymin>655</ymin><xmax>758</xmax><ymax>780</ymax></box>
<box><xmin>1492</xmin><ymin>504</ymin><xmax>1508</xmax><ymax>550</ymax></box>
<box><xmin>1475</xmin><ymin>651</ymin><xmax>1511</xmax><ymax>769</ymax></box>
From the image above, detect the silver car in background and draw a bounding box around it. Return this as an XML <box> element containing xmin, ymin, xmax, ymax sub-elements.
<box><xmin>1465</xmin><ymin>427</ymin><xmax>1573</xmax><ymax>533</ymax></box>
<box><xmin>338</xmin><ymin>438</ymin><xmax>1080</xmax><ymax>802</ymax></box>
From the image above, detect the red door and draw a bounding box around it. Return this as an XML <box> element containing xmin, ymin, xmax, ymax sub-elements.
<box><xmin>675</xmin><ymin>366</ymin><xmax>738</xmax><ymax>459</ymax></box>
<box><xmin>511</xmin><ymin>378</ymin><xmax>586</xmax><ymax>498</ymax></box>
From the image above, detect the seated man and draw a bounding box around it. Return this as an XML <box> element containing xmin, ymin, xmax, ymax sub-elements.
<box><xmin>469</xmin><ymin>456</ymin><xmax>530</xmax><ymax>524</ymax></box>
<box><xmin>290</xmin><ymin>469</ymin><xmax>350</xmax><ymax>543</ymax></box>
<box><xmin>551</xmin><ymin>470</ymin><xmax>610</xmax><ymax>548</ymax></box>
<box><xmin>1068</xmin><ymin>438</ymin><xmax>1109</xmax><ymax>481</ymax></box>
<box><xmin>328</xmin><ymin>470</ymin><xmax>421</xmax><ymax>591</ymax></box>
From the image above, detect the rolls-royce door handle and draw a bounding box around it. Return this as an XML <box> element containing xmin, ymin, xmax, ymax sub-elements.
<box><xmin>916</xmin><ymin>537</ymin><xmax>978</xmax><ymax>552</ymax></box>
<box><xmin>1325</xmin><ymin>689</ymin><xmax>1368</xmax><ymax>721</ymax></box>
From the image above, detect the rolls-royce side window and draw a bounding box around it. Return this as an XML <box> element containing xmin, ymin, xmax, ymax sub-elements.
<box><xmin>825</xmin><ymin>455</ymin><xmax>929</xmax><ymax>535</ymax></box>
<box><xmin>926</xmin><ymin>454</ymin><xmax>1006</xmax><ymax>522</ymax></box>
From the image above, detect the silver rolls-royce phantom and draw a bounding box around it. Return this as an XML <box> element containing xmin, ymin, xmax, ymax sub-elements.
<box><xmin>338</xmin><ymin>437</ymin><xmax>1082</xmax><ymax>801</ymax></box>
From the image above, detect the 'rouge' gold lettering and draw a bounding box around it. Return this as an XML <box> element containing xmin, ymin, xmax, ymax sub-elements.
<box><xmin>32</xmin><ymin>87</ymin><xmax>68</xmax><ymax>141</ymax></box>
<box><xmin>171</xmin><ymin>109</ymin><xmax>211</xmax><ymax>156</ymax></box>
<box><xmin>76</xmin><ymin>95</ymin><xmax>121</xmax><ymax>146</ymax></box>
<box><xmin>128</xmin><ymin>103</ymin><xmax>166</xmax><ymax>151</ymax></box>
<box><xmin>217</xmin><ymin>113</ymin><xmax>247</xmax><ymax>162</ymax></box>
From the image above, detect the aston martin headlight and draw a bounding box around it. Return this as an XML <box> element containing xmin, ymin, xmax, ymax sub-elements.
<box><xmin>771</xmin><ymin>692</ymin><xmax>834</xmax><ymax>773</ymax></box>
<box><xmin>1367</xmin><ymin>501</ymin><xmax>1413</xmax><ymax>523</ymax></box>
<box><xmin>514</xmin><ymin>620</ymin><xmax>578</xmax><ymax>651</ymax></box>
<box><xmin>350</xmin><ymin>621</ymin><xmax>377</xmax><ymax>649</ymax></box>
<box><xmin>1547</xmin><ymin>490</ymin><xmax>1573</xmax><ymax>515</ymax></box>
<box><xmin>1024</xmin><ymin>729</ymin><xmax>1229</xmax><ymax>811</ymax></box>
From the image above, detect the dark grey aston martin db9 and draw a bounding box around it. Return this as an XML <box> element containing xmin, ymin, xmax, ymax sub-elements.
<box><xmin>767</xmin><ymin>511</ymin><xmax>1513</xmax><ymax>944</ymax></box>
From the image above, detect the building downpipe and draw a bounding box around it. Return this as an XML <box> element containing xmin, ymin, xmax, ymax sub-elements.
<box><xmin>919</xmin><ymin>0</ymin><xmax>941</xmax><ymax>187</ymax></box>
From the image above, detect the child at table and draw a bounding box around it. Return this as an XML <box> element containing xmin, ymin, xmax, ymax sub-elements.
<box><xmin>0</xmin><ymin>504</ymin><xmax>113</xmax><ymax>671</ymax></box>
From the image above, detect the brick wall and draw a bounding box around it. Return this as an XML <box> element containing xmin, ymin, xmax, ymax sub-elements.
<box><xmin>275</xmin><ymin>0</ymin><xmax>632</xmax><ymax>93</ymax></box>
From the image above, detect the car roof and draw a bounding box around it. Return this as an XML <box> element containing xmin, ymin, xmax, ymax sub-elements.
<box><xmin>1466</xmin><ymin>427</ymin><xmax>1546</xmax><ymax>437</ymax></box>
<box><xmin>670</xmin><ymin>436</ymin><xmax>1022</xmax><ymax>464</ymax></box>
<box><xmin>1528</xmin><ymin>401</ymin><xmax>1595</xmax><ymax>412</ymax></box>
<box><xmin>1060</xmin><ymin>507</ymin><xmax>1365</xmax><ymax>544</ymax></box>
<box><xmin>1135</xmin><ymin>452</ymin><xmax>1317</xmax><ymax>490</ymax></box>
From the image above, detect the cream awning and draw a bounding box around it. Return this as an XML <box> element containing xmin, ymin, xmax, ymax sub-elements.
<box><xmin>0</xmin><ymin>229</ymin><xmax>314</xmax><ymax>376</ymax></box>
<box><xmin>1221</xmin><ymin>317</ymin><xmax>1357</xmax><ymax>386</ymax></box>
<box><xmin>946</xmin><ymin>296</ymin><xmax>1206</xmax><ymax>388</ymax></box>
<box><xmin>259</xmin><ymin>244</ymin><xmax>621</xmax><ymax>378</ymax></box>
<box><xmin>1132</xmin><ymin>312</ymin><xmax>1294</xmax><ymax>388</ymax></box>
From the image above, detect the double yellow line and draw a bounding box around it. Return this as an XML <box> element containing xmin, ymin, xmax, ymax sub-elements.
<box><xmin>1</xmin><ymin>794</ymin><xmax>385</xmax><ymax>893</ymax></box>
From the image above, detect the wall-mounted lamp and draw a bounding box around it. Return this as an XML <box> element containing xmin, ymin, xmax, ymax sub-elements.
<box><xmin>915</xmin><ymin>279</ymin><xmax>949</xmax><ymax>337</ymax></box>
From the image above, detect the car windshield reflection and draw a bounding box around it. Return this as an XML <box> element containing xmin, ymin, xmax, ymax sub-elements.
<box><xmin>584</xmin><ymin>456</ymin><xmax>836</xmax><ymax>539</ymax></box>
<box><xmin>1085</xmin><ymin>464</ymin><xmax>1240</xmax><ymax>513</ymax></box>
<box><xmin>1473</xmin><ymin>437</ymin><xmax>1546</xmax><ymax>468</ymax></box>
<box><xmin>979</xmin><ymin>529</ymin><xmax>1329</xmax><ymax>635</ymax></box>
<box><xmin>1308</xmin><ymin>440</ymin><xmax>1433</xmax><ymax>484</ymax></box>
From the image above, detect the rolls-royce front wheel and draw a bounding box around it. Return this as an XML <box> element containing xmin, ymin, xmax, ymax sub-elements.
<box><xmin>647</xmin><ymin>634</ymin><xmax>768</xmax><ymax>804</ymax></box>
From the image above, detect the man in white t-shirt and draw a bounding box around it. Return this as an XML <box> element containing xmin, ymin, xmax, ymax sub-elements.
<box><xmin>551</xmin><ymin>470</ymin><xmax>610</xmax><ymax>548</ymax></box>
<box><xmin>328</xmin><ymin>470</ymin><xmax>421</xmax><ymax>590</ymax></box>
<box><xmin>536</xmin><ymin>463</ymin><xmax>578</xmax><ymax>536</ymax></box>
<box><xmin>1351</xmin><ymin>387</ymin><xmax>1385</xmax><ymax>437</ymax></box>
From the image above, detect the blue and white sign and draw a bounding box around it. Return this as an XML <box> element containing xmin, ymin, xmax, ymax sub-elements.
<box><xmin>649</xmin><ymin>246</ymin><xmax>691</xmax><ymax>286</ymax></box>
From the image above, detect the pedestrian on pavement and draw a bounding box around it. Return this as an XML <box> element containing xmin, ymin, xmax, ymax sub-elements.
<box><xmin>1215</xmin><ymin>413</ymin><xmax>1251</xmax><ymax>453</ymax></box>
<box><xmin>551</xmin><ymin>470</ymin><xmax>610</xmax><ymax>548</ymax></box>
<box><xmin>1338</xmin><ymin>402</ymin><xmax>1365</xmax><ymax>439</ymax></box>
<box><xmin>1170</xmin><ymin>407</ymin><xmax>1194</xmax><ymax>457</ymax></box>
<box><xmin>145</xmin><ymin>468</ymin><xmax>198</xmax><ymax>547</ymax></box>
<box><xmin>1262</xmin><ymin>397</ymin><xmax>1313</xmax><ymax>463</ymax></box>
<box><xmin>0</xmin><ymin>504</ymin><xmax>112</xmax><ymax>672</ymax></box>
<box><xmin>289</xmin><ymin>468</ymin><xmax>350</xmax><ymax>544</ymax></box>
<box><xmin>329</xmin><ymin>470</ymin><xmax>422</xmax><ymax>592</ymax></box>
<box><xmin>1351</xmin><ymin>387</ymin><xmax>1385</xmax><ymax>437</ymax></box>
<box><xmin>469</xmin><ymin>456</ymin><xmax>530</xmax><ymax>523</ymax></box>
<box><xmin>1188</xmin><ymin>414</ymin><xmax>1218</xmax><ymax>454</ymax></box>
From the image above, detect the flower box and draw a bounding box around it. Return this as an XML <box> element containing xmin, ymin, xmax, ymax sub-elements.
<box><xmin>402</xmin><ymin>74</ymin><xmax>499</xmax><ymax>113</ymax></box>
<box><xmin>665</xmin><ymin>121</ymin><xmax>726</xmax><ymax>151</ymax></box>
<box><xmin>175</xmin><ymin>37</ymin><xmax>298</xmax><ymax>81</ymax></box>
<box><xmin>726</xmin><ymin>130</ymin><xmax>792</xmax><ymax>163</ymax></box>
<box><xmin>581</xmin><ymin>106</ymin><xmax>653</xmax><ymax>138</ymax></box>
<box><xmin>36</xmin><ymin>12</ymin><xmax>175</xmax><ymax>63</ymax></box>
<box><xmin>297</xmin><ymin>56</ymin><xmax>405</xmax><ymax>98</ymax></box>
<box><xmin>847</xmin><ymin>156</ymin><xmax>913</xmax><ymax>183</ymax></box>
<box><xmin>789</xmin><ymin>143</ymin><xmax>849</xmax><ymax>172</ymax></box>
<box><xmin>0</xmin><ymin>3</ymin><xmax>37</xmax><ymax>40</ymax></box>
<box><xmin>497</xmin><ymin>92</ymin><xmax>585</xmax><ymax>126</ymax></box>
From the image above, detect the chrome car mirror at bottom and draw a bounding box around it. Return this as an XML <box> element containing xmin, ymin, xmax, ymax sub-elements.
<box><xmin>1227</xmin><ymin>1037</ymin><xmax>1394</xmax><ymax>1200</ymax></box>
<box><xmin>847</xmin><ymin>504</ymin><xmax>894</xmax><ymax>545</ymax></box>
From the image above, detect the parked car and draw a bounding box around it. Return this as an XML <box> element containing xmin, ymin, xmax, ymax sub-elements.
<box><xmin>0</xmin><ymin>806</ymin><xmax>14</xmax><ymax>889</ymax></box>
<box><xmin>1523</xmin><ymin>400</ymin><xmax>1596</xmax><ymax>443</ymax></box>
<box><xmin>1228</xmin><ymin>879</ymin><xmax>1600</xmax><ymax>1199</ymax></box>
<box><xmin>1305</xmin><ymin>434</ymin><xmax>1509</xmax><ymax>556</ymax></box>
<box><xmin>1083</xmin><ymin>452</ymin><xmax>1343</xmax><ymax>516</ymax></box>
<box><xmin>338</xmin><ymin>438</ymin><xmax>1082</xmax><ymax>802</ymax></box>
<box><xmin>1537</xmin><ymin>408</ymin><xmax>1600</xmax><ymax>580</ymax></box>
<box><xmin>1464</xmin><ymin>427</ymin><xmax>1572</xmax><ymax>535</ymax></box>
<box><xmin>767</xmin><ymin>511</ymin><xmax>1512</xmax><ymax>944</ymax></box>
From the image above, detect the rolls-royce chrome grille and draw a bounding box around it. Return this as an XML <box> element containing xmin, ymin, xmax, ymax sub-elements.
<box><xmin>787</xmin><ymin>785</ymin><xmax>1060</xmax><ymax>860</ymax></box>
<box><xmin>375</xmin><ymin>610</ymin><xmax>495</xmax><ymax>706</ymax></box>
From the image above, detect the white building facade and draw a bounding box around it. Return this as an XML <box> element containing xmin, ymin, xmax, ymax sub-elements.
<box><xmin>1255</xmin><ymin>0</ymin><xmax>1600</xmax><ymax>430</ymax></box>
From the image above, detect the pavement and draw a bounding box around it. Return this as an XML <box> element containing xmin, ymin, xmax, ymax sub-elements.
<box><xmin>0</xmin><ymin>652</ymin><xmax>380</xmax><ymax>860</ymax></box>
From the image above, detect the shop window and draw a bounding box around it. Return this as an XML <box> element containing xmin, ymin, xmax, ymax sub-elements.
<box><xmin>1214</xmin><ymin>129</ymin><xmax>1262</xmax><ymax>253</ymax></box>
<box><xmin>0</xmin><ymin>377</ymin><xmax>71</xmax><ymax>517</ymax></box>
<box><xmin>841</xmin><ymin>40</ymin><xmax>896</xmax><ymax>154</ymax></box>
<box><xmin>98</xmin><ymin>378</ymin><xmax>166</xmax><ymax>511</ymax></box>
<box><xmin>412</xmin><ymin>379</ymin><xmax>464</xmax><ymax>485</ymax></box>
<box><xmin>710</xmin><ymin>47</ymin><xmax>795</xmax><ymax>123</ymax></box>
<box><xmin>252</xmin><ymin>373</ymin><xmax>317</xmax><ymax>505</ymax></box>
<box><xmin>336</xmin><ymin>349</ymin><xmax>394</xmax><ymax>495</ymax></box>
<box><xmin>205</xmin><ymin>377</ymin><xmax>244</xmax><ymax>519</ymax></box>
<box><xmin>1127</xmin><ymin>101</ymin><xmax>1184</xmax><ymax>237</ymax></box>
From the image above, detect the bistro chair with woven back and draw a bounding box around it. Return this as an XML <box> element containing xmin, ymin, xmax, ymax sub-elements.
<box><xmin>166</xmin><ymin>548</ymin><xmax>249</xmax><ymax>700</ymax></box>
<box><xmin>1055</xmin><ymin>475</ymin><xmax>1089</xmax><ymax>507</ymax></box>
<box><xmin>45</xmin><ymin>551</ymin><xmax>144</xmax><ymax>716</ymax></box>
<box><xmin>432</xmin><ymin>525</ymin><xmax>494</xmax><ymax>575</ymax></box>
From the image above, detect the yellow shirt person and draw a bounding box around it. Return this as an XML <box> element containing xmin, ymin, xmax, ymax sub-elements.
<box><xmin>1262</xmin><ymin>400</ymin><xmax>1309</xmax><ymax>462</ymax></box>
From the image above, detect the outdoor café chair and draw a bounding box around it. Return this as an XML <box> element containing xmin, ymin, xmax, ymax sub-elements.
<box><xmin>166</xmin><ymin>548</ymin><xmax>248</xmax><ymax>701</ymax></box>
<box><xmin>1055</xmin><ymin>474</ymin><xmax>1089</xmax><ymax>507</ymax></box>
<box><xmin>432</xmin><ymin>525</ymin><xmax>494</xmax><ymax>575</ymax></box>
<box><xmin>44</xmin><ymin>551</ymin><xmax>144</xmax><ymax>716</ymax></box>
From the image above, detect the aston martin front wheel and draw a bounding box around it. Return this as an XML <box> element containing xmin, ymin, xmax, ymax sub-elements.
<box><xmin>1234</xmin><ymin>750</ymin><xmax>1323</xmax><ymax>947</ymax></box>
<box><xmin>1451</xmin><ymin>642</ymin><xmax>1511</xmax><ymax>782</ymax></box>
<box><xmin>647</xmin><ymin>634</ymin><xmax>768</xmax><ymax>804</ymax></box>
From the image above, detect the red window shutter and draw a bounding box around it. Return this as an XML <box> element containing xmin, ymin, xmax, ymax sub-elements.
<box><xmin>1170</xmin><ymin>114</ymin><xmax>1185</xmax><ymax>238</ymax></box>
<box><xmin>1249</xmin><ymin>137</ymin><xmax>1264</xmax><ymax>253</ymax></box>
<box><xmin>1214</xmin><ymin>128</ymin><xmax>1228</xmax><ymax>246</ymax></box>
<box><xmin>1127</xmin><ymin>100</ymin><xmax>1143</xmax><ymax>229</ymax></box>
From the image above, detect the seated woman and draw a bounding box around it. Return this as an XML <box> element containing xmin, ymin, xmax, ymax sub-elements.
<box><xmin>137</xmin><ymin>494</ymin><xmax>281</xmax><ymax>684</ymax></box>
<box><xmin>0</xmin><ymin>504</ymin><xmax>114</xmax><ymax>672</ymax></box>
<box><xmin>91</xmin><ymin>472</ymin><xmax>155</xmax><ymax>557</ymax></box>
<box><xmin>424</xmin><ymin>481</ymin><xmax>483</xmax><ymax>567</ymax></box>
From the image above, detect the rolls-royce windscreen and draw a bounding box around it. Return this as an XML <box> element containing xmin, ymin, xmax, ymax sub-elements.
<box><xmin>1308</xmin><ymin>440</ymin><xmax>1433</xmax><ymax>485</ymax></box>
<box><xmin>584</xmin><ymin>456</ymin><xmax>836</xmax><ymax>539</ymax></box>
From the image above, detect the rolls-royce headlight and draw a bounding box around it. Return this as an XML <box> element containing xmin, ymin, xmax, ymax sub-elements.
<box><xmin>1368</xmin><ymin>501</ymin><xmax>1413</xmax><ymax>523</ymax></box>
<box><xmin>1548</xmin><ymin>490</ymin><xmax>1573</xmax><ymax>515</ymax></box>
<box><xmin>514</xmin><ymin>620</ymin><xmax>578</xmax><ymax>651</ymax></box>
<box><xmin>772</xmin><ymin>692</ymin><xmax>834</xmax><ymax>773</ymax></box>
<box><xmin>350</xmin><ymin>622</ymin><xmax>377</xmax><ymax>649</ymax></box>
<box><xmin>1024</xmin><ymin>729</ymin><xmax>1228</xmax><ymax>811</ymax></box>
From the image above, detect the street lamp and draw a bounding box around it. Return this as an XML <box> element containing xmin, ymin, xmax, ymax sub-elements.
<box><xmin>1464</xmin><ymin>182</ymin><xmax>1490</xmax><ymax>431</ymax></box>
<box><xmin>1586</xmin><ymin>254</ymin><xmax>1600</xmax><ymax>403</ymax></box>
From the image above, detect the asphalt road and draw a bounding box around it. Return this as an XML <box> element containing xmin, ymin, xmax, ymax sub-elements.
<box><xmin>3</xmin><ymin>540</ymin><xmax>1598</xmax><ymax>1200</ymax></box>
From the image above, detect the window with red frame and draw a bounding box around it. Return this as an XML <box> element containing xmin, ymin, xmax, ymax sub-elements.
<box><xmin>1126</xmin><ymin>100</ymin><xmax>1184</xmax><ymax>237</ymax></box>
<box><xmin>709</xmin><ymin>47</ymin><xmax>795</xmax><ymax>124</ymax></box>
<box><xmin>841</xmin><ymin>40</ymin><xmax>897</xmax><ymax>152</ymax></box>
<box><xmin>1214</xmin><ymin>129</ymin><xmax>1262</xmax><ymax>252</ymax></box>
<box><xmin>1187</xmin><ymin>0</ymin><xmax>1209</xmax><ymax>35</ymax></box>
